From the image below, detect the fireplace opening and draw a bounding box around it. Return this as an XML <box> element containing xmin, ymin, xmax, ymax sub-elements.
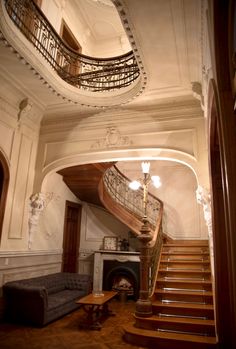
<box><xmin>103</xmin><ymin>260</ymin><xmax>139</xmax><ymax>300</ymax></box>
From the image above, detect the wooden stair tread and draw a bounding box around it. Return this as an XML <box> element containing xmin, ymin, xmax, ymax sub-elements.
<box><xmin>155</xmin><ymin>289</ymin><xmax>213</xmax><ymax>296</ymax></box>
<box><xmin>135</xmin><ymin>314</ymin><xmax>215</xmax><ymax>326</ymax></box>
<box><xmin>159</xmin><ymin>268</ymin><xmax>211</xmax><ymax>273</ymax></box>
<box><xmin>153</xmin><ymin>300</ymin><xmax>214</xmax><ymax>310</ymax></box>
<box><xmin>157</xmin><ymin>277</ymin><xmax>212</xmax><ymax>284</ymax></box>
<box><xmin>163</xmin><ymin>243</ymin><xmax>209</xmax><ymax>247</ymax></box>
<box><xmin>160</xmin><ymin>260</ymin><xmax>210</xmax><ymax>263</ymax></box>
<box><xmin>124</xmin><ymin>324</ymin><xmax>217</xmax><ymax>344</ymax></box>
<box><xmin>162</xmin><ymin>251</ymin><xmax>209</xmax><ymax>255</ymax></box>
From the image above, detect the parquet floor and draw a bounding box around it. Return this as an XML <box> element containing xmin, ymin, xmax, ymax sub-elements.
<box><xmin>0</xmin><ymin>299</ymin><xmax>146</xmax><ymax>349</ymax></box>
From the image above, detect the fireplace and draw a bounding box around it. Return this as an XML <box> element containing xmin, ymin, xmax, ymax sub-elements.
<box><xmin>103</xmin><ymin>260</ymin><xmax>140</xmax><ymax>299</ymax></box>
<box><xmin>93</xmin><ymin>250</ymin><xmax>140</xmax><ymax>300</ymax></box>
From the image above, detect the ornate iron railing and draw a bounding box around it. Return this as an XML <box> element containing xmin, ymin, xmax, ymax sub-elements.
<box><xmin>4</xmin><ymin>0</ymin><xmax>140</xmax><ymax>92</ymax></box>
<box><xmin>103</xmin><ymin>166</ymin><xmax>162</xmax><ymax>227</ymax></box>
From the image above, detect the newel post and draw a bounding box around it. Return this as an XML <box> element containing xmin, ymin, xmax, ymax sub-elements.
<box><xmin>135</xmin><ymin>216</ymin><xmax>153</xmax><ymax>317</ymax></box>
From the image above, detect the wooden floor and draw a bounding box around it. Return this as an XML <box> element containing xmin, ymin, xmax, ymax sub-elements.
<box><xmin>0</xmin><ymin>299</ymin><xmax>146</xmax><ymax>349</ymax></box>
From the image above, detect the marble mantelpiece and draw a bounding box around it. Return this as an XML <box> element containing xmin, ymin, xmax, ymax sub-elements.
<box><xmin>93</xmin><ymin>250</ymin><xmax>140</xmax><ymax>292</ymax></box>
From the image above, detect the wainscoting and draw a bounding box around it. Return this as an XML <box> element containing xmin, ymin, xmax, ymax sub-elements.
<box><xmin>0</xmin><ymin>249</ymin><xmax>62</xmax><ymax>288</ymax></box>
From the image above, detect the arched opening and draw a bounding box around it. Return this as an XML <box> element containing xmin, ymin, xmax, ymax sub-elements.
<box><xmin>0</xmin><ymin>152</ymin><xmax>9</xmax><ymax>242</ymax></box>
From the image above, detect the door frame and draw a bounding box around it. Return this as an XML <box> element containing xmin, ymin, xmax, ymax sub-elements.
<box><xmin>0</xmin><ymin>152</ymin><xmax>9</xmax><ymax>243</ymax></box>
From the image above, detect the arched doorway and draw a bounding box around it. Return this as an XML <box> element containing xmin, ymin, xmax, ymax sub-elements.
<box><xmin>0</xmin><ymin>152</ymin><xmax>9</xmax><ymax>242</ymax></box>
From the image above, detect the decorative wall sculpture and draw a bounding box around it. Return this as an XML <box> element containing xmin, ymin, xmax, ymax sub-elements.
<box><xmin>196</xmin><ymin>185</ymin><xmax>214</xmax><ymax>274</ymax></box>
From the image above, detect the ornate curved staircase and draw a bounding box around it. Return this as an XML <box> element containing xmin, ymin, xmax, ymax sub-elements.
<box><xmin>124</xmin><ymin>240</ymin><xmax>218</xmax><ymax>348</ymax></box>
<box><xmin>59</xmin><ymin>163</ymin><xmax>218</xmax><ymax>348</ymax></box>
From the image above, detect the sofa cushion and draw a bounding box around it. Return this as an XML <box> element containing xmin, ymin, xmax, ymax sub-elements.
<box><xmin>47</xmin><ymin>289</ymin><xmax>84</xmax><ymax>310</ymax></box>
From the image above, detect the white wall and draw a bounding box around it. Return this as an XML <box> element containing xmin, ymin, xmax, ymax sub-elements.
<box><xmin>79</xmin><ymin>203</ymin><xmax>130</xmax><ymax>275</ymax></box>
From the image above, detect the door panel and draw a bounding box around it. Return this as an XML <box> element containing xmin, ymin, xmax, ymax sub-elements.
<box><xmin>62</xmin><ymin>201</ymin><xmax>81</xmax><ymax>273</ymax></box>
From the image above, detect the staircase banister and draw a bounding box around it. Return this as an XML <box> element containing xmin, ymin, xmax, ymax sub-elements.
<box><xmin>100</xmin><ymin>165</ymin><xmax>163</xmax><ymax>241</ymax></box>
<box><xmin>97</xmin><ymin>178</ymin><xmax>143</xmax><ymax>237</ymax></box>
<box><xmin>114</xmin><ymin>165</ymin><xmax>164</xmax><ymax>207</ymax></box>
<box><xmin>149</xmin><ymin>201</ymin><xmax>163</xmax><ymax>247</ymax></box>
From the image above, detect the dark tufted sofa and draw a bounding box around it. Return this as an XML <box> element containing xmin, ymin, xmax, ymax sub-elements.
<box><xmin>3</xmin><ymin>272</ymin><xmax>92</xmax><ymax>326</ymax></box>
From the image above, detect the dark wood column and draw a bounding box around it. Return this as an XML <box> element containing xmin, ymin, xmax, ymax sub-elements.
<box><xmin>208</xmin><ymin>1</ymin><xmax>236</xmax><ymax>348</ymax></box>
<box><xmin>135</xmin><ymin>216</ymin><xmax>152</xmax><ymax>317</ymax></box>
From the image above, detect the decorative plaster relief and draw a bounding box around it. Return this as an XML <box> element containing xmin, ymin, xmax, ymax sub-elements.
<box><xmin>28</xmin><ymin>192</ymin><xmax>46</xmax><ymax>249</ymax></box>
<box><xmin>196</xmin><ymin>185</ymin><xmax>214</xmax><ymax>275</ymax></box>
<box><xmin>28</xmin><ymin>192</ymin><xmax>60</xmax><ymax>248</ymax></box>
<box><xmin>17</xmin><ymin>98</ymin><xmax>33</xmax><ymax>129</ymax></box>
<box><xmin>196</xmin><ymin>186</ymin><xmax>212</xmax><ymax>234</ymax></box>
<box><xmin>91</xmin><ymin>125</ymin><xmax>132</xmax><ymax>149</ymax></box>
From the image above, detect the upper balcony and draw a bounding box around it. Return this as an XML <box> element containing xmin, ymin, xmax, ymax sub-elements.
<box><xmin>0</xmin><ymin>0</ymin><xmax>144</xmax><ymax>107</ymax></box>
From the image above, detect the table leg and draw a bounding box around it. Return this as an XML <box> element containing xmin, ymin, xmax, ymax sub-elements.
<box><xmin>102</xmin><ymin>302</ymin><xmax>116</xmax><ymax>317</ymax></box>
<box><xmin>80</xmin><ymin>304</ymin><xmax>102</xmax><ymax>330</ymax></box>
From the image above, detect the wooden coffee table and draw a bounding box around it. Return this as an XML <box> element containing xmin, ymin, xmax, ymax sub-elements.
<box><xmin>76</xmin><ymin>290</ymin><xmax>118</xmax><ymax>330</ymax></box>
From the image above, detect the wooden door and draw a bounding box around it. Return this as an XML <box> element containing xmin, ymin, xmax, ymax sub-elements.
<box><xmin>62</xmin><ymin>201</ymin><xmax>82</xmax><ymax>273</ymax></box>
<box><xmin>60</xmin><ymin>20</ymin><xmax>81</xmax><ymax>76</ymax></box>
<box><xmin>0</xmin><ymin>152</ymin><xmax>9</xmax><ymax>242</ymax></box>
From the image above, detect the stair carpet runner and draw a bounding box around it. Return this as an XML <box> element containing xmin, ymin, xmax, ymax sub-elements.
<box><xmin>124</xmin><ymin>241</ymin><xmax>218</xmax><ymax>349</ymax></box>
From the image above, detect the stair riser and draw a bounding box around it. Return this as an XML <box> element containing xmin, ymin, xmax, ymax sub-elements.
<box><xmin>153</xmin><ymin>305</ymin><xmax>214</xmax><ymax>319</ymax></box>
<box><xmin>163</xmin><ymin>248</ymin><xmax>209</xmax><ymax>254</ymax></box>
<box><xmin>160</xmin><ymin>262</ymin><xmax>210</xmax><ymax>269</ymax></box>
<box><xmin>135</xmin><ymin>318</ymin><xmax>216</xmax><ymax>336</ymax></box>
<box><xmin>161</xmin><ymin>255</ymin><xmax>210</xmax><ymax>261</ymax></box>
<box><xmin>124</xmin><ymin>332</ymin><xmax>217</xmax><ymax>349</ymax></box>
<box><xmin>157</xmin><ymin>281</ymin><xmax>212</xmax><ymax>291</ymax></box>
<box><xmin>159</xmin><ymin>271</ymin><xmax>211</xmax><ymax>279</ymax></box>
<box><xmin>155</xmin><ymin>293</ymin><xmax>213</xmax><ymax>304</ymax></box>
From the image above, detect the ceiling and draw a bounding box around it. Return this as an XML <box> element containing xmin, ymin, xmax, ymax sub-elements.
<box><xmin>72</xmin><ymin>0</ymin><xmax>126</xmax><ymax>41</ymax></box>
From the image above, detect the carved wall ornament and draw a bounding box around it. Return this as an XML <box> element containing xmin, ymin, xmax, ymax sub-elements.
<box><xmin>28</xmin><ymin>192</ymin><xmax>46</xmax><ymax>249</ymax></box>
<box><xmin>196</xmin><ymin>185</ymin><xmax>214</xmax><ymax>275</ymax></box>
<box><xmin>28</xmin><ymin>192</ymin><xmax>60</xmax><ymax>248</ymax></box>
<box><xmin>196</xmin><ymin>185</ymin><xmax>212</xmax><ymax>232</ymax></box>
<box><xmin>191</xmin><ymin>82</ymin><xmax>204</xmax><ymax>108</ymax></box>
<box><xmin>17</xmin><ymin>98</ymin><xmax>33</xmax><ymax>128</ymax></box>
<box><xmin>91</xmin><ymin>125</ymin><xmax>132</xmax><ymax>149</ymax></box>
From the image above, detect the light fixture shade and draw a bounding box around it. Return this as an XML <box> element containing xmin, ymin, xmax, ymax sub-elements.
<box><xmin>129</xmin><ymin>180</ymin><xmax>141</xmax><ymax>190</ymax></box>
<box><xmin>141</xmin><ymin>161</ymin><xmax>150</xmax><ymax>174</ymax></box>
<box><xmin>151</xmin><ymin>175</ymin><xmax>162</xmax><ymax>188</ymax></box>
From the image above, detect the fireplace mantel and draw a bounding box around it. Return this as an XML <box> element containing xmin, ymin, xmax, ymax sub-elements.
<box><xmin>93</xmin><ymin>250</ymin><xmax>140</xmax><ymax>292</ymax></box>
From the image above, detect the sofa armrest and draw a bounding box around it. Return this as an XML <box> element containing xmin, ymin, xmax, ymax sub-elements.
<box><xmin>3</xmin><ymin>283</ymin><xmax>48</xmax><ymax>325</ymax></box>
